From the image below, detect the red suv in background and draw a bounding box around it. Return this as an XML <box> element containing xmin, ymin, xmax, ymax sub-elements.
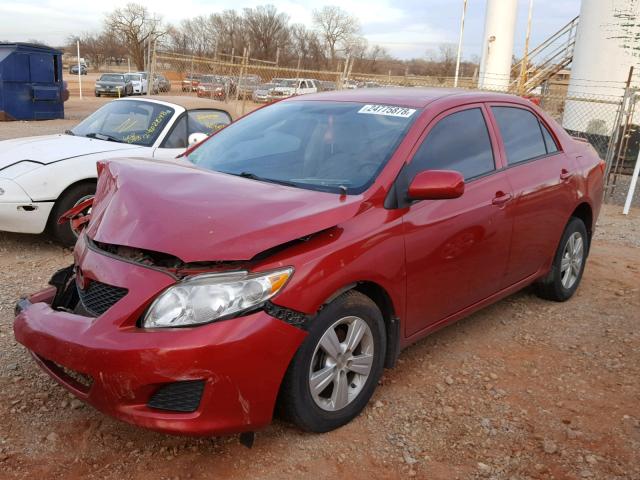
<box><xmin>14</xmin><ymin>89</ymin><xmax>604</xmax><ymax>437</ymax></box>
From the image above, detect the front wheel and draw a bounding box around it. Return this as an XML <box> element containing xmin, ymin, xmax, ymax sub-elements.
<box><xmin>535</xmin><ymin>217</ymin><xmax>588</xmax><ymax>301</ymax></box>
<box><xmin>278</xmin><ymin>291</ymin><xmax>386</xmax><ymax>432</ymax></box>
<box><xmin>47</xmin><ymin>182</ymin><xmax>95</xmax><ymax>247</ymax></box>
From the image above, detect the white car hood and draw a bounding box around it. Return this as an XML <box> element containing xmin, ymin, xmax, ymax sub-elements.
<box><xmin>0</xmin><ymin>134</ymin><xmax>144</xmax><ymax>170</ymax></box>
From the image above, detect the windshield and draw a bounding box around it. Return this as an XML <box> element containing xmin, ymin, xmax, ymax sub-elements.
<box><xmin>99</xmin><ymin>74</ymin><xmax>124</xmax><ymax>83</ymax></box>
<box><xmin>72</xmin><ymin>100</ymin><xmax>175</xmax><ymax>146</ymax></box>
<box><xmin>125</xmin><ymin>74</ymin><xmax>141</xmax><ymax>82</ymax></box>
<box><xmin>280</xmin><ymin>80</ymin><xmax>297</xmax><ymax>87</ymax></box>
<box><xmin>187</xmin><ymin>101</ymin><xmax>418</xmax><ymax>194</ymax></box>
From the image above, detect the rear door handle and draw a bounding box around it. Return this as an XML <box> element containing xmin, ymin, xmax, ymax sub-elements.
<box><xmin>492</xmin><ymin>192</ymin><xmax>513</xmax><ymax>206</ymax></box>
<box><xmin>560</xmin><ymin>169</ymin><xmax>573</xmax><ymax>180</ymax></box>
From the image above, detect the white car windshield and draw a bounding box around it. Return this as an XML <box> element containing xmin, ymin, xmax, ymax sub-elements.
<box><xmin>71</xmin><ymin>100</ymin><xmax>175</xmax><ymax>147</ymax></box>
<box><xmin>125</xmin><ymin>74</ymin><xmax>142</xmax><ymax>82</ymax></box>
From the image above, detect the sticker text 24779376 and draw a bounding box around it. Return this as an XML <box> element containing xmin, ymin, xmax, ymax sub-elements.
<box><xmin>358</xmin><ymin>105</ymin><xmax>416</xmax><ymax>118</ymax></box>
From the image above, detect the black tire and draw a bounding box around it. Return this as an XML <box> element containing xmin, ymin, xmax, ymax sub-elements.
<box><xmin>95</xmin><ymin>92</ymin><xmax>100</xmax><ymax>97</ymax></box>
<box><xmin>278</xmin><ymin>290</ymin><xmax>386</xmax><ymax>432</ymax></box>
<box><xmin>534</xmin><ymin>217</ymin><xmax>589</xmax><ymax>302</ymax></box>
<box><xmin>47</xmin><ymin>182</ymin><xmax>96</xmax><ymax>247</ymax></box>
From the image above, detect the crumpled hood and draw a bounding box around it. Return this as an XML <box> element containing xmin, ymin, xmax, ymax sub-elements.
<box><xmin>86</xmin><ymin>158</ymin><xmax>364</xmax><ymax>263</ymax></box>
<box><xmin>0</xmin><ymin>134</ymin><xmax>144</xmax><ymax>170</ymax></box>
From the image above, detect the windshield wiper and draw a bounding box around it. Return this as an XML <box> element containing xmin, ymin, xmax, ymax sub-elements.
<box><xmin>233</xmin><ymin>171</ymin><xmax>299</xmax><ymax>188</ymax></box>
<box><xmin>64</xmin><ymin>129</ymin><xmax>75</xmax><ymax>136</ymax></box>
<box><xmin>85</xmin><ymin>132</ymin><xmax>121</xmax><ymax>143</ymax></box>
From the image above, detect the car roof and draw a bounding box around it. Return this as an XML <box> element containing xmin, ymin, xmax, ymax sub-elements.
<box><xmin>290</xmin><ymin>87</ymin><xmax>525</xmax><ymax>108</ymax></box>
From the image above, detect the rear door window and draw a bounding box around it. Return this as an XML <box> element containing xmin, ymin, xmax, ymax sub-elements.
<box><xmin>408</xmin><ymin>108</ymin><xmax>495</xmax><ymax>181</ymax></box>
<box><xmin>491</xmin><ymin>106</ymin><xmax>548</xmax><ymax>164</ymax></box>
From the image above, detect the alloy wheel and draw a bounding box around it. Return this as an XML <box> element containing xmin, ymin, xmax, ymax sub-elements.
<box><xmin>308</xmin><ymin>316</ymin><xmax>374</xmax><ymax>412</ymax></box>
<box><xmin>560</xmin><ymin>231</ymin><xmax>584</xmax><ymax>289</ymax></box>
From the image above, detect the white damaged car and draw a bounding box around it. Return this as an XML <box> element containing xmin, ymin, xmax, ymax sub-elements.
<box><xmin>0</xmin><ymin>97</ymin><xmax>231</xmax><ymax>245</ymax></box>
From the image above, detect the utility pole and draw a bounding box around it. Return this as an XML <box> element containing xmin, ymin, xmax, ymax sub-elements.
<box><xmin>454</xmin><ymin>0</ymin><xmax>468</xmax><ymax>88</ymax></box>
<box><xmin>519</xmin><ymin>0</ymin><xmax>534</xmax><ymax>94</ymax></box>
<box><xmin>76</xmin><ymin>40</ymin><xmax>82</xmax><ymax>99</ymax></box>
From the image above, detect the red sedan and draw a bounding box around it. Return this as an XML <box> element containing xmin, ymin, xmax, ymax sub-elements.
<box><xmin>14</xmin><ymin>88</ymin><xmax>603</xmax><ymax>437</ymax></box>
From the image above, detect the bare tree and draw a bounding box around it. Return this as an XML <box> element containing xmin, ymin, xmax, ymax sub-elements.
<box><xmin>312</xmin><ymin>6</ymin><xmax>360</xmax><ymax>64</ymax></box>
<box><xmin>366</xmin><ymin>44</ymin><xmax>391</xmax><ymax>73</ymax></box>
<box><xmin>244</xmin><ymin>5</ymin><xmax>289</xmax><ymax>61</ymax></box>
<box><xmin>210</xmin><ymin>9</ymin><xmax>246</xmax><ymax>60</ymax></box>
<box><xmin>437</xmin><ymin>44</ymin><xmax>457</xmax><ymax>76</ymax></box>
<box><xmin>105</xmin><ymin>3</ymin><xmax>165</xmax><ymax>70</ymax></box>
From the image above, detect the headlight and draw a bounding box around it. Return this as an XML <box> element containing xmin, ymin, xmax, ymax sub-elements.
<box><xmin>143</xmin><ymin>268</ymin><xmax>293</xmax><ymax>328</ymax></box>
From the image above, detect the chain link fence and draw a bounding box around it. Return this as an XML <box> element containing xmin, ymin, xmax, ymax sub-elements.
<box><xmin>139</xmin><ymin>51</ymin><xmax>640</xmax><ymax>204</ymax></box>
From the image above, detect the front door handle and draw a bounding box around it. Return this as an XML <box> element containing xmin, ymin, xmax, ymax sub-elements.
<box><xmin>492</xmin><ymin>192</ymin><xmax>513</xmax><ymax>206</ymax></box>
<box><xmin>560</xmin><ymin>169</ymin><xmax>573</xmax><ymax>181</ymax></box>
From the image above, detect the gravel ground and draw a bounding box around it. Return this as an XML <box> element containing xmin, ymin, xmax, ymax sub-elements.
<box><xmin>0</xmin><ymin>99</ymin><xmax>639</xmax><ymax>480</ymax></box>
<box><xmin>0</xmin><ymin>212</ymin><xmax>639</xmax><ymax>480</ymax></box>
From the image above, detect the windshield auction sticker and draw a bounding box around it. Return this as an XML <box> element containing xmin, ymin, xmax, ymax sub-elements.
<box><xmin>358</xmin><ymin>105</ymin><xmax>416</xmax><ymax>118</ymax></box>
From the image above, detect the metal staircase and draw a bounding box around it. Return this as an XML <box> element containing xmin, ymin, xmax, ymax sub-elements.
<box><xmin>510</xmin><ymin>15</ymin><xmax>579</xmax><ymax>94</ymax></box>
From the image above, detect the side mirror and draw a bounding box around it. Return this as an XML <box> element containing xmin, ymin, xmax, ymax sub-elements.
<box><xmin>188</xmin><ymin>132</ymin><xmax>209</xmax><ymax>146</ymax></box>
<box><xmin>408</xmin><ymin>170</ymin><xmax>465</xmax><ymax>200</ymax></box>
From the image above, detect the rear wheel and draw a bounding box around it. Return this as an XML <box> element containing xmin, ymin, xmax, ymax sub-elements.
<box><xmin>279</xmin><ymin>291</ymin><xmax>386</xmax><ymax>432</ymax></box>
<box><xmin>535</xmin><ymin>217</ymin><xmax>588</xmax><ymax>301</ymax></box>
<box><xmin>47</xmin><ymin>182</ymin><xmax>95</xmax><ymax>247</ymax></box>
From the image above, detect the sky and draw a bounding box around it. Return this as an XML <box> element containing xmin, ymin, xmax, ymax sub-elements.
<box><xmin>0</xmin><ymin>0</ymin><xmax>581</xmax><ymax>60</ymax></box>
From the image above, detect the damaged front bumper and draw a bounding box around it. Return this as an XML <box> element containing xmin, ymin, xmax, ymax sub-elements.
<box><xmin>13</xmin><ymin>235</ymin><xmax>307</xmax><ymax>436</ymax></box>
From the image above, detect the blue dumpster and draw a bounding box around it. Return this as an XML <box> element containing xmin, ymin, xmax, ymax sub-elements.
<box><xmin>0</xmin><ymin>43</ymin><xmax>65</xmax><ymax>121</ymax></box>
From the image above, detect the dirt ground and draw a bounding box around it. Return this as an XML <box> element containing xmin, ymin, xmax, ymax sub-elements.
<box><xmin>0</xmin><ymin>98</ymin><xmax>639</xmax><ymax>480</ymax></box>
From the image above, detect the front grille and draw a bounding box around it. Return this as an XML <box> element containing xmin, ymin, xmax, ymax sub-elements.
<box><xmin>147</xmin><ymin>380</ymin><xmax>205</xmax><ymax>413</ymax></box>
<box><xmin>77</xmin><ymin>280</ymin><xmax>128</xmax><ymax>317</ymax></box>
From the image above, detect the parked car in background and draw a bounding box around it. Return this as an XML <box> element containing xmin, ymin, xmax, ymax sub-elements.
<box><xmin>236</xmin><ymin>75</ymin><xmax>261</xmax><ymax>99</ymax></box>
<box><xmin>135</xmin><ymin>72</ymin><xmax>160</xmax><ymax>94</ymax></box>
<box><xmin>363</xmin><ymin>81</ymin><xmax>381</xmax><ymax>88</ymax></box>
<box><xmin>155</xmin><ymin>74</ymin><xmax>172</xmax><ymax>92</ymax></box>
<box><xmin>343</xmin><ymin>79</ymin><xmax>359</xmax><ymax>89</ymax></box>
<box><xmin>196</xmin><ymin>75</ymin><xmax>227</xmax><ymax>100</ymax></box>
<box><xmin>252</xmin><ymin>82</ymin><xmax>278</xmax><ymax>103</ymax></box>
<box><xmin>181</xmin><ymin>74</ymin><xmax>202</xmax><ymax>92</ymax></box>
<box><xmin>125</xmin><ymin>73</ymin><xmax>147</xmax><ymax>95</ymax></box>
<box><xmin>318</xmin><ymin>80</ymin><xmax>337</xmax><ymax>92</ymax></box>
<box><xmin>13</xmin><ymin>88</ymin><xmax>604</xmax><ymax>437</ymax></box>
<box><xmin>270</xmin><ymin>78</ymin><xmax>318</xmax><ymax>99</ymax></box>
<box><xmin>69</xmin><ymin>64</ymin><xmax>87</xmax><ymax>75</ymax></box>
<box><xmin>94</xmin><ymin>73</ymin><xmax>133</xmax><ymax>97</ymax></box>
<box><xmin>0</xmin><ymin>98</ymin><xmax>232</xmax><ymax>245</ymax></box>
